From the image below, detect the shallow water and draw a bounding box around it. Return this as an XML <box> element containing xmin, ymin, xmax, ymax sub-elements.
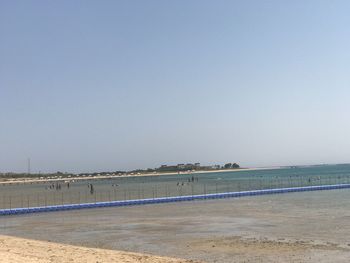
<box><xmin>1</xmin><ymin>164</ymin><xmax>350</xmax><ymax>209</ymax></box>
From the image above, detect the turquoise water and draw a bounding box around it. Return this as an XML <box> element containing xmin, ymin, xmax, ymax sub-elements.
<box><xmin>1</xmin><ymin>164</ymin><xmax>350</xmax><ymax>209</ymax></box>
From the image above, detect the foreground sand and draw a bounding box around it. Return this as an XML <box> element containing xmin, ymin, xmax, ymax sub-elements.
<box><xmin>0</xmin><ymin>235</ymin><xmax>198</xmax><ymax>263</ymax></box>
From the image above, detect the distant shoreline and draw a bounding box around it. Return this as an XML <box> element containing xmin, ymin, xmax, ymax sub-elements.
<box><xmin>0</xmin><ymin>167</ymin><xmax>282</xmax><ymax>185</ymax></box>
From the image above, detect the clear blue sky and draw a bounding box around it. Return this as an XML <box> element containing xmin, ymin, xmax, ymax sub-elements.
<box><xmin>1</xmin><ymin>1</ymin><xmax>350</xmax><ymax>173</ymax></box>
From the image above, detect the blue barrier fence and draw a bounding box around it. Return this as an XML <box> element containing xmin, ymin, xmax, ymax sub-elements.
<box><xmin>1</xmin><ymin>183</ymin><xmax>350</xmax><ymax>216</ymax></box>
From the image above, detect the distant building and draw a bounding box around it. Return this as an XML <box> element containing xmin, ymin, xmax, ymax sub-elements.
<box><xmin>177</xmin><ymin>164</ymin><xmax>185</xmax><ymax>169</ymax></box>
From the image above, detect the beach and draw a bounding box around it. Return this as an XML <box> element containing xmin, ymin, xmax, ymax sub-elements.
<box><xmin>3</xmin><ymin>1</ymin><xmax>349</xmax><ymax>262</ymax></box>
<box><xmin>1</xmin><ymin>235</ymin><xmax>348</xmax><ymax>263</ymax></box>
<box><xmin>0</xmin><ymin>235</ymin><xmax>197</xmax><ymax>263</ymax></box>
<box><xmin>1</xmin><ymin>189</ymin><xmax>350</xmax><ymax>262</ymax></box>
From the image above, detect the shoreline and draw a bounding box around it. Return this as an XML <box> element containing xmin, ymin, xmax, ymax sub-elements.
<box><xmin>0</xmin><ymin>167</ymin><xmax>282</xmax><ymax>185</ymax></box>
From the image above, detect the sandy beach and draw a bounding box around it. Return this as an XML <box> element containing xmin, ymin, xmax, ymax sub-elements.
<box><xmin>2</xmin><ymin>234</ymin><xmax>348</xmax><ymax>263</ymax></box>
<box><xmin>1</xmin><ymin>189</ymin><xmax>350</xmax><ymax>262</ymax></box>
<box><xmin>0</xmin><ymin>235</ymin><xmax>197</xmax><ymax>263</ymax></box>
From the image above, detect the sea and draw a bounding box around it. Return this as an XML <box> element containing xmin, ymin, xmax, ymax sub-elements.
<box><xmin>1</xmin><ymin>164</ymin><xmax>350</xmax><ymax>209</ymax></box>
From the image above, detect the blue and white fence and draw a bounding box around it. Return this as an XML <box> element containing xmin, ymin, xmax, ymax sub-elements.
<box><xmin>1</xmin><ymin>183</ymin><xmax>350</xmax><ymax>216</ymax></box>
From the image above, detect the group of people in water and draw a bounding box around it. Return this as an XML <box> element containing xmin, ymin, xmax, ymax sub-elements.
<box><xmin>44</xmin><ymin>175</ymin><xmax>200</xmax><ymax>197</ymax></box>
<box><xmin>45</xmin><ymin>181</ymin><xmax>96</xmax><ymax>195</ymax></box>
<box><xmin>45</xmin><ymin>182</ymin><xmax>63</xmax><ymax>190</ymax></box>
<box><xmin>176</xmin><ymin>176</ymin><xmax>199</xmax><ymax>186</ymax></box>
<box><xmin>43</xmin><ymin>174</ymin><xmax>341</xmax><ymax>197</ymax></box>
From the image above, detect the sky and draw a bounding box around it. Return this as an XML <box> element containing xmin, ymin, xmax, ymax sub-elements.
<box><xmin>1</xmin><ymin>1</ymin><xmax>350</xmax><ymax>173</ymax></box>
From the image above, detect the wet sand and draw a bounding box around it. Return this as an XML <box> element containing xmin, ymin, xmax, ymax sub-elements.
<box><xmin>1</xmin><ymin>189</ymin><xmax>350</xmax><ymax>262</ymax></box>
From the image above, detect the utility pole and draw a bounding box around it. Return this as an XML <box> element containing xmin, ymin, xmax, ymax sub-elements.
<box><xmin>27</xmin><ymin>158</ymin><xmax>31</xmax><ymax>175</ymax></box>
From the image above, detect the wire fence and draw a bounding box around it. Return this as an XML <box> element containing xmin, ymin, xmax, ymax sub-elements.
<box><xmin>1</xmin><ymin>174</ymin><xmax>350</xmax><ymax>210</ymax></box>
